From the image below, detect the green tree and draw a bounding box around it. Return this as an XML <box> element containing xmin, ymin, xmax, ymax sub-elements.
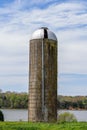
<box><xmin>0</xmin><ymin>110</ymin><xmax>4</xmax><ymax>121</ymax></box>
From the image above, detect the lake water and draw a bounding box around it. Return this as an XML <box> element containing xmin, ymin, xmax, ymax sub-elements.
<box><xmin>1</xmin><ymin>109</ymin><xmax>28</xmax><ymax>121</ymax></box>
<box><xmin>1</xmin><ymin>109</ymin><xmax>87</xmax><ymax>122</ymax></box>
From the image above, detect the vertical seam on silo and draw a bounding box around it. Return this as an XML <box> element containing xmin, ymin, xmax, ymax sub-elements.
<box><xmin>42</xmin><ymin>38</ymin><xmax>45</xmax><ymax>120</ymax></box>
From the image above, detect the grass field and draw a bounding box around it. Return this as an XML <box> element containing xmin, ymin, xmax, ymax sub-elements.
<box><xmin>0</xmin><ymin>122</ymin><xmax>87</xmax><ymax>130</ymax></box>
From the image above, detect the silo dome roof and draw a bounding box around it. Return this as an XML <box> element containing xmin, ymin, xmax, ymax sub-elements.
<box><xmin>30</xmin><ymin>27</ymin><xmax>57</xmax><ymax>41</ymax></box>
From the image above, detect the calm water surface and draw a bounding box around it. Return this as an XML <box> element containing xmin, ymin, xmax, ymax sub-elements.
<box><xmin>1</xmin><ymin>109</ymin><xmax>28</xmax><ymax>121</ymax></box>
<box><xmin>1</xmin><ymin>109</ymin><xmax>87</xmax><ymax>122</ymax></box>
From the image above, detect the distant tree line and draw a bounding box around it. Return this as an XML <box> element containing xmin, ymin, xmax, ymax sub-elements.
<box><xmin>0</xmin><ymin>91</ymin><xmax>28</xmax><ymax>109</ymax></box>
<box><xmin>58</xmin><ymin>95</ymin><xmax>87</xmax><ymax>110</ymax></box>
<box><xmin>0</xmin><ymin>90</ymin><xmax>87</xmax><ymax>109</ymax></box>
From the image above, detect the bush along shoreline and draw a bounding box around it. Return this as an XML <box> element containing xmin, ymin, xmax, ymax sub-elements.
<box><xmin>58</xmin><ymin>112</ymin><xmax>77</xmax><ymax>123</ymax></box>
<box><xmin>0</xmin><ymin>110</ymin><xmax>4</xmax><ymax>121</ymax></box>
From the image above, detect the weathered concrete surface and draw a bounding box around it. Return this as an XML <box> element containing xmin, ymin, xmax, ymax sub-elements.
<box><xmin>28</xmin><ymin>39</ymin><xmax>57</xmax><ymax>122</ymax></box>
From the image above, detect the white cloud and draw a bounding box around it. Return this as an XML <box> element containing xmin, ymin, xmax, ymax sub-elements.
<box><xmin>0</xmin><ymin>76</ymin><xmax>28</xmax><ymax>92</ymax></box>
<box><xmin>58</xmin><ymin>73</ymin><xmax>87</xmax><ymax>96</ymax></box>
<box><xmin>0</xmin><ymin>0</ymin><xmax>87</xmax><ymax>93</ymax></box>
<box><xmin>0</xmin><ymin>1</ymin><xmax>87</xmax><ymax>33</ymax></box>
<box><xmin>58</xmin><ymin>27</ymin><xmax>87</xmax><ymax>74</ymax></box>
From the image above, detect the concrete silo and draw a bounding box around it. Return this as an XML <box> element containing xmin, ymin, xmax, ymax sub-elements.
<box><xmin>28</xmin><ymin>27</ymin><xmax>57</xmax><ymax>122</ymax></box>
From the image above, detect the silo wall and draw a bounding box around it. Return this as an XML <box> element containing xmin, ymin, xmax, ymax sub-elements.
<box><xmin>28</xmin><ymin>39</ymin><xmax>57</xmax><ymax>122</ymax></box>
<box><xmin>44</xmin><ymin>39</ymin><xmax>57</xmax><ymax>122</ymax></box>
<box><xmin>28</xmin><ymin>40</ymin><xmax>42</xmax><ymax>122</ymax></box>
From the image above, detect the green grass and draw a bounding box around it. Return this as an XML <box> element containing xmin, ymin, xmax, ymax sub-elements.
<box><xmin>0</xmin><ymin>122</ymin><xmax>87</xmax><ymax>130</ymax></box>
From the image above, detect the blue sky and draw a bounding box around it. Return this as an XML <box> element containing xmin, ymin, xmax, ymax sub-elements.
<box><xmin>0</xmin><ymin>0</ymin><xmax>87</xmax><ymax>96</ymax></box>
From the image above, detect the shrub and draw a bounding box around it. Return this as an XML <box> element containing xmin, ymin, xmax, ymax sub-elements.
<box><xmin>0</xmin><ymin>110</ymin><xmax>4</xmax><ymax>121</ymax></box>
<box><xmin>58</xmin><ymin>112</ymin><xmax>77</xmax><ymax>123</ymax></box>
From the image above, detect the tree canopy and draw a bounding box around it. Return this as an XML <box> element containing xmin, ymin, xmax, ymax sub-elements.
<box><xmin>0</xmin><ymin>91</ymin><xmax>87</xmax><ymax>110</ymax></box>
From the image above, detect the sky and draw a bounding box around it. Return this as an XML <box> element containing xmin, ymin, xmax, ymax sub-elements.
<box><xmin>0</xmin><ymin>0</ymin><xmax>87</xmax><ymax>96</ymax></box>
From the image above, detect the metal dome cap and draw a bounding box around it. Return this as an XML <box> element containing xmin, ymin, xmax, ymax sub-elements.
<box><xmin>30</xmin><ymin>27</ymin><xmax>57</xmax><ymax>41</ymax></box>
